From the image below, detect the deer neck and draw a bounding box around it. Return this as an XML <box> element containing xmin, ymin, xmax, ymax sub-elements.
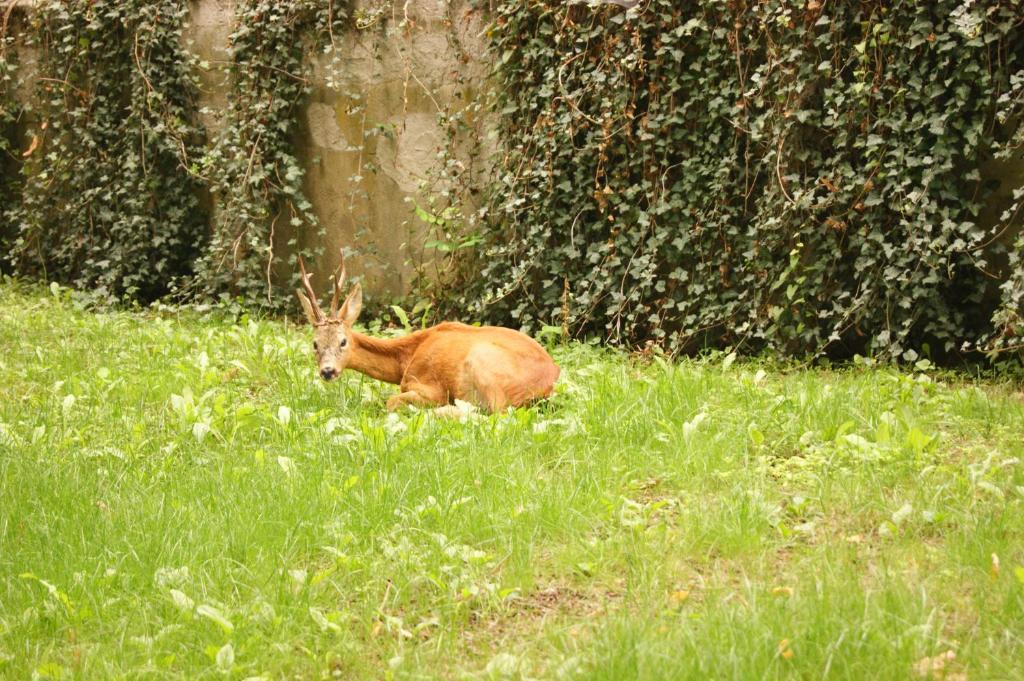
<box><xmin>346</xmin><ymin>330</ymin><xmax>420</xmax><ymax>385</ymax></box>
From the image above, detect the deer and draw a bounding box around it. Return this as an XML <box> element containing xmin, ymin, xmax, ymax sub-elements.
<box><xmin>295</xmin><ymin>253</ymin><xmax>560</xmax><ymax>414</ymax></box>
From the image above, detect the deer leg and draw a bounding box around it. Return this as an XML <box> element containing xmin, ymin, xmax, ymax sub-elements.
<box><xmin>386</xmin><ymin>383</ymin><xmax>445</xmax><ymax>411</ymax></box>
<box><xmin>385</xmin><ymin>391</ymin><xmax>433</xmax><ymax>411</ymax></box>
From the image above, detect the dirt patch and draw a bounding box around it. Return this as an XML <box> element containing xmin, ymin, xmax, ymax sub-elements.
<box><xmin>462</xmin><ymin>582</ymin><xmax>624</xmax><ymax>647</ymax></box>
<box><xmin>517</xmin><ymin>583</ymin><xmax>621</xmax><ymax>619</ymax></box>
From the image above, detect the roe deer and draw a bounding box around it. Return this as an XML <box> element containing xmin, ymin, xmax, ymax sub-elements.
<box><xmin>295</xmin><ymin>254</ymin><xmax>560</xmax><ymax>413</ymax></box>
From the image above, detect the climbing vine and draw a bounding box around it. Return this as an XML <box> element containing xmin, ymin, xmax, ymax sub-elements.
<box><xmin>443</xmin><ymin>0</ymin><xmax>1024</xmax><ymax>360</ymax></box>
<box><xmin>187</xmin><ymin>0</ymin><xmax>349</xmax><ymax>308</ymax></box>
<box><xmin>405</xmin><ymin>2</ymin><xmax>491</xmax><ymax>294</ymax></box>
<box><xmin>988</xmin><ymin>67</ymin><xmax>1024</xmax><ymax>354</ymax></box>
<box><xmin>0</xmin><ymin>7</ymin><xmax>21</xmax><ymax>255</ymax></box>
<box><xmin>0</xmin><ymin>0</ymin><xmax>349</xmax><ymax>310</ymax></box>
<box><xmin>2</xmin><ymin>1</ymin><xmax>206</xmax><ymax>302</ymax></box>
<box><xmin>3</xmin><ymin>0</ymin><xmax>1023</xmax><ymax>361</ymax></box>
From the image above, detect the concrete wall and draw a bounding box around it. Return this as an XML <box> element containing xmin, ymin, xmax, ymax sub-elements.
<box><xmin>3</xmin><ymin>0</ymin><xmax>486</xmax><ymax>295</ymax></box>
<box><xmin>182</xmin><ymin>0</ymin><xmax>487</xmax><ymax>295</ymax></box>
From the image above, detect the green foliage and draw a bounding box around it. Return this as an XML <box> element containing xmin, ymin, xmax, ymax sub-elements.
<box><xmin>0</xmin><ymin>17</ymin><xmax>16</xmax><ymax>153</ymax></box>
<box><xmin>3</xmin><ymin>1</ymin><xmax>207</xmax><ymax>303</ymax></box>
<box><xmin>990</xmin><ymin>69</ymin><xmax>1024</xmax><ymax>353</ymax></box>
<box><xmin>3</xmin><ymin>0</ymin><xmax>1023</xmax><ymax>358</ymax></box>
<box><xmin>0</xmin><ymin>15</ymin><xmax>20</xmax><ymax>255</ymax></box>
<box><xmin>447</xmin><ymin>0</ymin><xmax>1024</xmax><ymax>359</ymax></box>
<box><xmin>0</xmin><ymin>0</ymin><xmax>349</xmax><ymax>310</ymax></box>
<box><xmin>187</xmin><ymin>0</ymin><xmax>348</xmax><ymax>308</ymax></box>
<box><xmin>3</xmin><ymin>286</ymin><xmax>1024</xmax><ymax>677</ymax></box>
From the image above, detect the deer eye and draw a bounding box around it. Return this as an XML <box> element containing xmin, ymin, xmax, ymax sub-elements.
<box><xmin>339</xmin><ymin>337</ymin><xmax>348</xmax><ymax>348</ymax></box>
<box><xmin>313</xmin><ymin>341</ymin><xmax>319</xmax><ymax>351</ymax></box>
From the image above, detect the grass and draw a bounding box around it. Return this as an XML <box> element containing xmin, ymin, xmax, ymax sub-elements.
<box><xmin>1</xmin><ymin>283</ymin><xmax>1023</xmax><ymax>680</ymax></box>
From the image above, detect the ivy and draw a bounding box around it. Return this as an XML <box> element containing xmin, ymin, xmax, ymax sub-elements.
<box><xmin>3</xmin><ymin>1</ymin><xmax>207</xmax><ymax>303</ymax></box>
<box><xmin>0</xmin><ymin>0</ymin><xmax>349</xmax><ymax>310</ymax></box>
<box><xmin>187</xmin><ymin>0</ymin><xmax>349</xmax><ymax>308</ymax></box>
<box><xmin>0</xmin><ymin>8</ymin><xmax>21</xmax><ymax>254</ymax></box>
<box><xmin>446</xmin><ymin>0</ymin><xmax>1024</xmax><ymax>360</ymax></box>
<box><xmin>989</xmin><ymin>67</ymin><xmax>1024</xmax><ymax>354</ymax></box>
<box><xmin>3</xmin><ymin>0</ymin><xmax>1022</xmax><ymax>360</ymax></box>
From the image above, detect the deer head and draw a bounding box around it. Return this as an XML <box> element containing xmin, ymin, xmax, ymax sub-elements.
<box><xmin>295</xmin><ymin>252</ymin><xmax>362</xmax><ymax>381</ymax></box>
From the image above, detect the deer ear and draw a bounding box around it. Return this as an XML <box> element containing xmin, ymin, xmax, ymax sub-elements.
<box><xmin>339</xmin><ymin>284</ymin><xmax>362</xmax><ymax>326</ymax></box>
<box><xmin>296</xmin><ymin>289</ymin><xmax>319</xmax><ymax>325</ymax></box>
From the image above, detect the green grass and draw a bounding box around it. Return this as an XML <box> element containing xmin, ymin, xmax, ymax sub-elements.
<box><xmin>1</xmin><ymin>284</ymin><xmax>1023</xmax><ymax>680</ymax></box>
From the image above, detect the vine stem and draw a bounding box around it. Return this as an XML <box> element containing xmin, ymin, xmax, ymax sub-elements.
<box><xmin>36</xmin><ymin>76</ymin><xmax>87</xmax><ymax>97</ymax></box>
<box><xmin>241</xmin><ymin>128</ymin><xmax>264</xmax><ymax>190</ymax></box>
<box><xmin>266</xmin><ymin>210</ymin><xmax>279</xmax><ymax>304</ymax></box>
<box><xmin>775</xmin><ymin>134</ymin><xmax>796</xmax><ymax>206</ymax></box>
<box><xmin>259</xmin><ymin>62</ymin><xmax>308</xmax><ymax>83</ymax></box>
<box><xmin>133</xmin><ymin>31</ymin><xmax>155</xmax><ymax>96</ymax></box>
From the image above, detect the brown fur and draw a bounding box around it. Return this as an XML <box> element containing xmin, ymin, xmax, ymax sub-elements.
<box><xmin>296</xmin><ymin>259</ymin><xmax>559</xmax><ymax>413</ymax></box>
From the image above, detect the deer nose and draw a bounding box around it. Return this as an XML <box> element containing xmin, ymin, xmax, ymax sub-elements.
<box><xmin>320</xmin><ymin>367</ymin><xmax>338</xmax><ymax>381</ymax></box>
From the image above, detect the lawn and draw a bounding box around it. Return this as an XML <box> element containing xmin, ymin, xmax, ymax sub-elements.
<box><xmin>1</xmin><ymin>284</ymin><xmax>1023</xmax><ymax>680</ymax></box>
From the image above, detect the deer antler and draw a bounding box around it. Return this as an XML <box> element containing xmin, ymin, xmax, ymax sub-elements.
<box><xmin>329</xmin><ymin>249</ymin><xmax>346</xmax><ymax>319</ymax></box>
<box><xmin>297</xmin><ymin>255</ymin><xmax>324</xmax><ymax>324</ymax></box>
